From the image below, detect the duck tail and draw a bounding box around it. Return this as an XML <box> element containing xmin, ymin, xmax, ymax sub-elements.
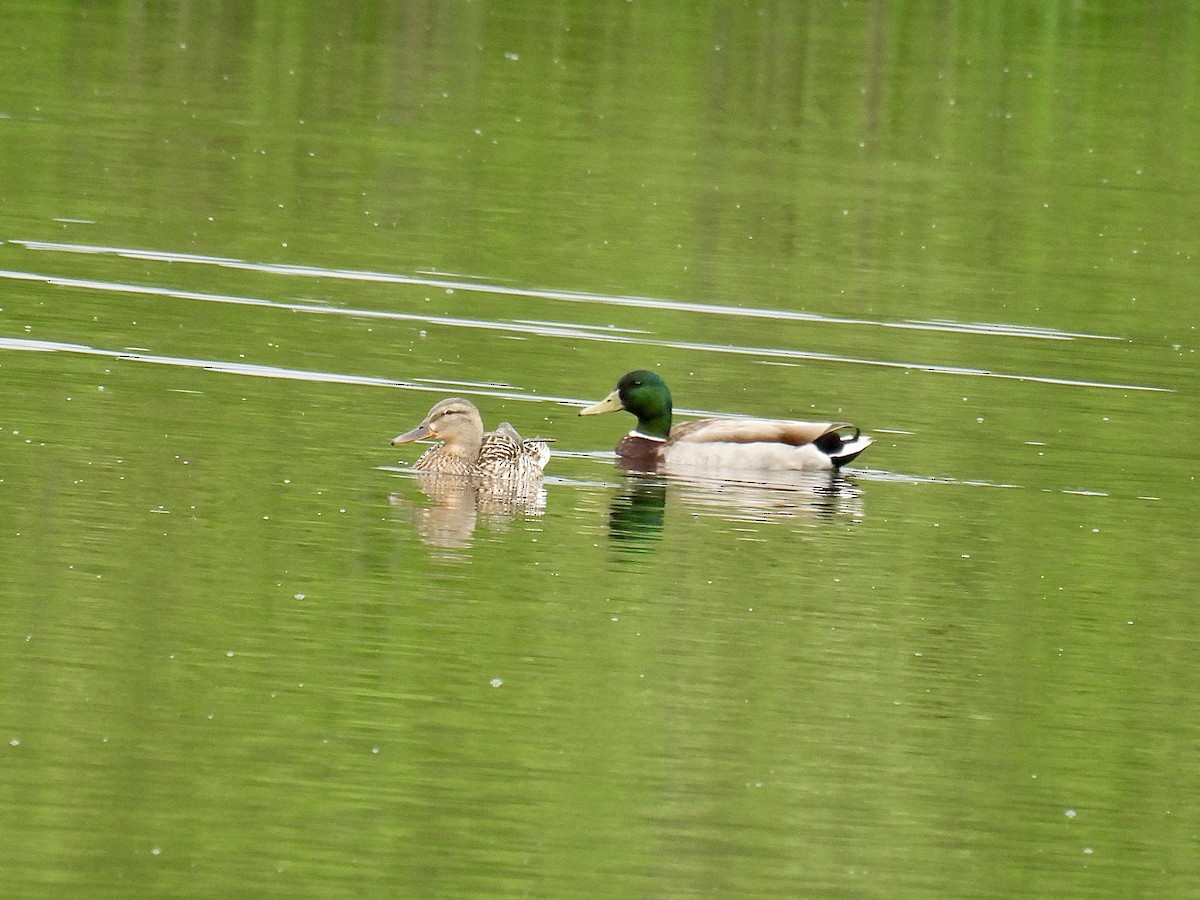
<box><xmin>817</xmin><ymin>425</ymin><xmax>873</xmax><ymax>468</ymax></box>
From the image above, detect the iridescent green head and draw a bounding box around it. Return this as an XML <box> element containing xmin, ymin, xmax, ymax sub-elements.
<box><xmin>579</xmin><ymin>370</ymin><xmax>673</xmax><ymax>439</ymax></box>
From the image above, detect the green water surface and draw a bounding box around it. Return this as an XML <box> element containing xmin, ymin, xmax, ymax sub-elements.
<box><xmin>2</xmin><ymin>3</ymin><xmax>1198</xmax><ymax>898</ymax></box>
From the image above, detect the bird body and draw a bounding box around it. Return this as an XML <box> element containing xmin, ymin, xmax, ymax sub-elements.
<box><xmin>392</xmin><ymin>398</ymin><xmax>550</xmax><ymax>478</ymax></box>
<box><xmin>580</xmin><ymin>370</ymin><xmax>871</xmax><ymax>474</ymax></box>
<box><xmin>477</xmin><ymin>421</ymin><xmax>552</xmax><ymax>477</ymax></box>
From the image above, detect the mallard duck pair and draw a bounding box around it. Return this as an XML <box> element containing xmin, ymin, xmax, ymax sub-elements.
<box><xmin>392</xmin><ymin>371</ymin><xmax>871</xmax><ymax>478</ymax></box>
<box><xmin>391</xmin><ymin>397</ymin><xmax>551</xmax><ymax>479</ymax></box>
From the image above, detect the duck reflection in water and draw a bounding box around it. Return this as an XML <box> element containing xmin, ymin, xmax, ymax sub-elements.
<box><xmin>608</xmin><ymin>477</ymin><xmax>668</xmax><ymax>551</ymax></box>
<box><xmin>389</xmin><ymin>471</ymin><xmax>548</xmax><ymax>549</ymax></box>
<box><xmin>389</xmin><ymin>397</ymin><xmax>550</xmax><ymax>548</ymax></box>
<box><xmin>607</xmin><ymin>470</ymin><xmax>864</xmax><ymax>553</ymax></box>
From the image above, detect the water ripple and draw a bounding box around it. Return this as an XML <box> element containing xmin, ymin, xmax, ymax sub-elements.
<box><xmin>0</xmin><ymin>335</ymin><xmax>585</xmax><ymax>404</ymax></box>
<box><xmin>0</xmin><ymin>267</ymin><xmax>1170</xmax><ymax>393</ymax></box>
<box><xmin>10</xmin><ymin>239</ymin><xmax>1121</xmax><ymax>342</ymax></box>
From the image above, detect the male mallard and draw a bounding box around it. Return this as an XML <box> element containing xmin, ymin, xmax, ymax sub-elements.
<box><xmin>579</xmin><ymin>370</ymin><xmax>871</xmax><ymax>473</ymax></box>
<box><xmin>392</xmin><ymin>397</ymin><xmax>551</xmax><ymax>478</ymax></box>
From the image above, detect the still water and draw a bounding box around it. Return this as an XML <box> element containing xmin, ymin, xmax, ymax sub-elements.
<box><xmin>2</xmin><ymin>3</ymin><xmax>1198</xmax><ymax>897</ymax></box>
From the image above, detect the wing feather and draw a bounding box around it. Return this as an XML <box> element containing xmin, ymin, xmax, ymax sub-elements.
<box><xmin>669</xmin><ymin>418</ymin><xmax>851</xmax><ymax>446</ymax></box>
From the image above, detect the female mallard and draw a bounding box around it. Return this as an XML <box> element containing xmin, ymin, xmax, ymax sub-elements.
<box><xmin>392</xmin><ymin>397</ymin><xmax>551</xmax><ymax>477</ymax></box>
<box><xmin>579</xmin><ymin>370</ymin><xmax>871</xmax><ymax>473</ymax></box>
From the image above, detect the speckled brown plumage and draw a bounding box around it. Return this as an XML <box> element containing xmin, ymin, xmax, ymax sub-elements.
<box><xmin>392</xmin><ymin>398</ymin><xmax>551</xmax><ymax>477</ymax></box>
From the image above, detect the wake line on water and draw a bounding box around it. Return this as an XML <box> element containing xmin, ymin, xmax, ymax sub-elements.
<box><xmin>0</xmin><ymin>268</ymin><xmax>1170</xmax><ymax>393</ymax></box>
<box><xmin>9</xmin><ymin>238</ymin><xmax>1121</xmax><ymax>342</ymax></box>
<box><xmin>0</xmin><ymin>268</ymin><xmax>634</xmax><ymax>342</ymax></box>
<box><xmin>2</xmin><ymin>332</ymin><xmax>1170</xmax><ymax>426</ymax></box>
<box><xmin>0</xmin><ymin>335</ymin><xmax>586</xmax><ymax>405</ymax></box>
